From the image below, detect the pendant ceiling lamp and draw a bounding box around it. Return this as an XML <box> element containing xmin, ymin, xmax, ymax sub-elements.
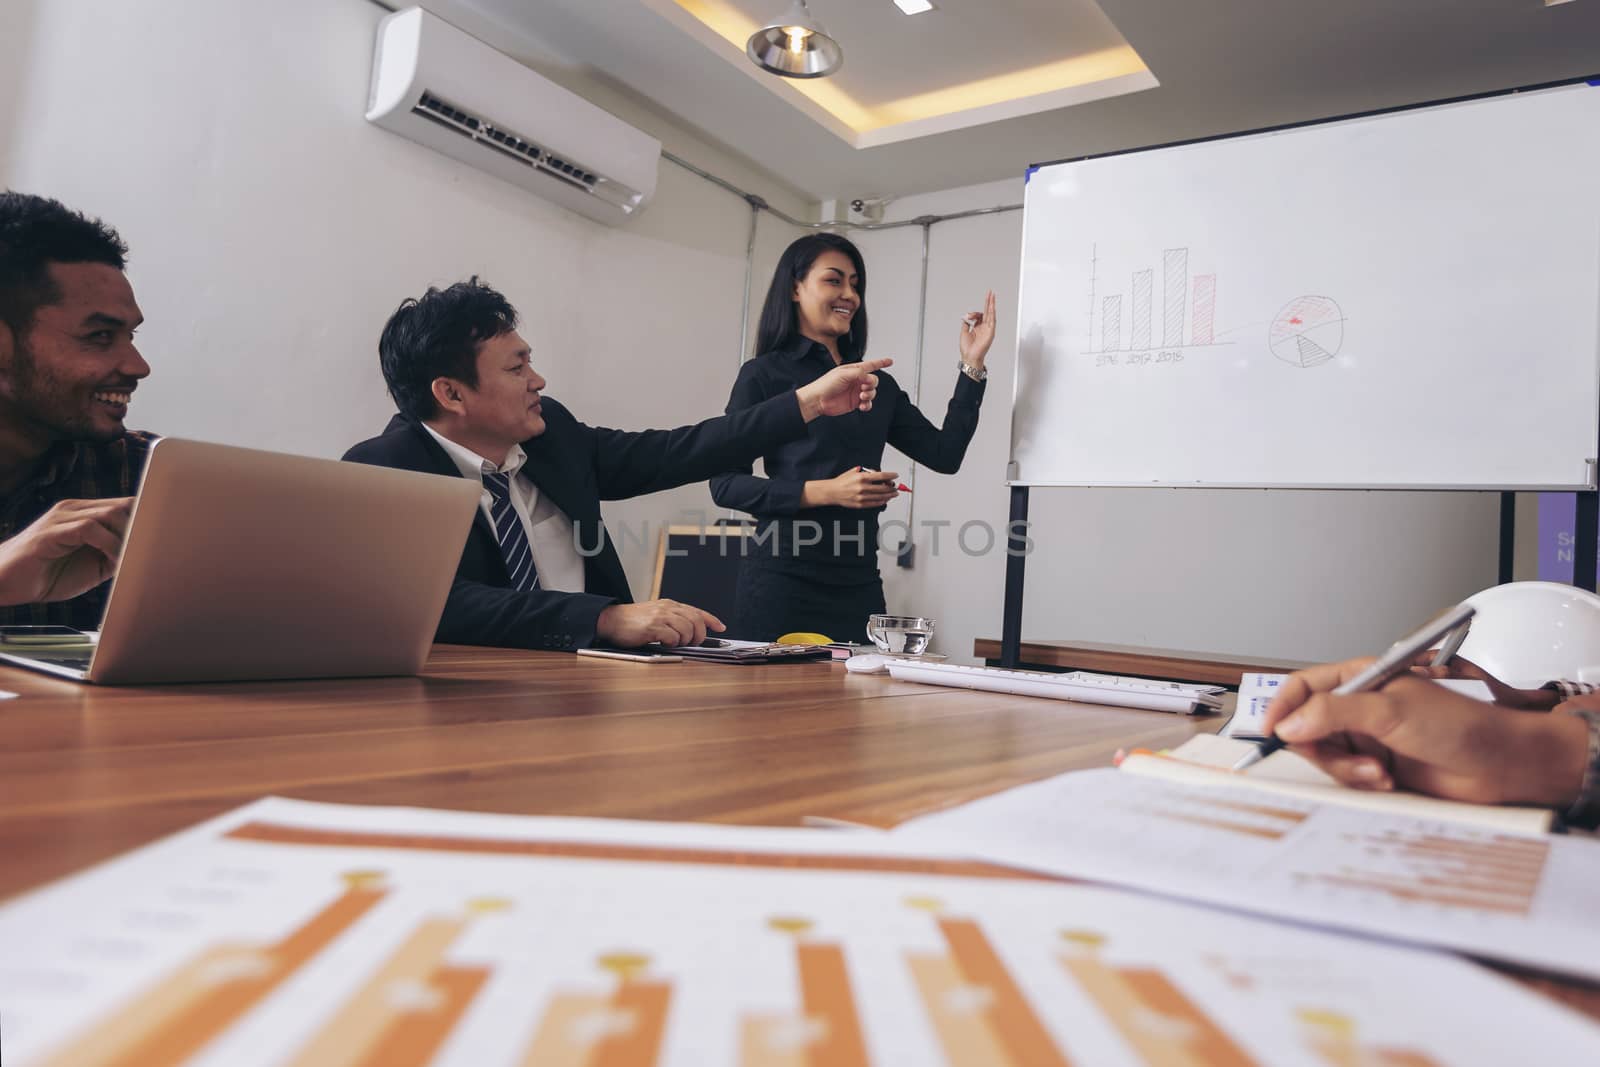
<box><xmin>746</xmin><ymin>1</ymin><xmax>843</xmax><ymax>79</ymax></box>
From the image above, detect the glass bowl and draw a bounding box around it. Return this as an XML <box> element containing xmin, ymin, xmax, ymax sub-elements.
<box><xmin>866</xmin><ymin>615</ymin><xmax>935</xmax><ymax>656</ymax></box>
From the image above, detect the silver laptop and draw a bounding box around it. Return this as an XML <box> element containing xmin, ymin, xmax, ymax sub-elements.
<box><xmin>0</xmin><ymin>438</ymin><xmax>480</xmax><ymax>684</ymax></box>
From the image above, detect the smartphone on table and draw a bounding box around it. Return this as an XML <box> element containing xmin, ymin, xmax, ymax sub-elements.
<box><xmin>0</xmin><ymin>625</ymin><xmax>94</xmax><ymax>646</ymax></box>
<box><xmin>575</xmin><ymin>647</ymin><xmax>683</xmax><ymax>663</ymax></box>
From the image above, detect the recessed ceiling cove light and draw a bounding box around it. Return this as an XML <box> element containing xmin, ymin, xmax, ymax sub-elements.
<box><xmin>893</xmin><ymin>0</ymin><xmax>937</xmax><ymax>13</ymax></box>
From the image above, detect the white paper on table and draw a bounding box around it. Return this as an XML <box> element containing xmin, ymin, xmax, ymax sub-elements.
<box><xmin>4</xmin><ymin>796</ymin><xmax>1599</xmax><ymax>1066</ymax></box>
<box><xmin>897</xmin><ymin>769</ymin><xmax>1600</xmax><ymax>983</ymax></box>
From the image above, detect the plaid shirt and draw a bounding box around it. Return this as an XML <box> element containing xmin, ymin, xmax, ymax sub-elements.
<box><xmin>0</xmin><ymin>430</ymin><xmax>157</xmax><ymax>629</ymax></box>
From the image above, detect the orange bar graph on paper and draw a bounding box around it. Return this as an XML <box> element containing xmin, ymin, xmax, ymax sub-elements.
<box><xmin>1369</xmin><ymin>1052</ymin><xmax>1445</xmax><ymax>1067</ymax></box>
<box><xmin>35</xmin><ymin>874</ymin><xmax>387</xmax><ymax>1067</ymax></box>
<box><xmin>738</xmin><ymin>920</ymin><xmax>861</xmax><ymax>1067</ymax></box>
<box><xmin>1301</xmin><ymin>1009</ymin><xmax>1443</xmax><ymax>1067</ymax></box>
<box><xmin>1308</xmin><ymin>874</ymin><xmax>1534</xmax><ymax>916</ymax></box>
<box><xmin>592</xmin><ymin>975</ymin><xmax>673</xmax><ymax>1067</ymax></box>
<box><xmin>906</xmin><ymin>952</ymin><xmax>1017</xmax><ymax>1067</ymax></box>
<box><xmin>518</xmin><ymin>955</ymin><xmax>673</xmax><ymax>1067</ymax></box>
<box><xmin>1120</xmin><ymin>969</ymin><xmax>1257</xmax><ymax>1067</ymax></box>
<box><xmin>939</xmin><ymin>918</ymin><xmax>1070</xmax><ymax>1067</ymax></box>
<box><xmin>1060</xmin><ymin>933</ymin><xmax>1259</xmax><ymax>1067</ymax></box>
<box><xmin>286</xmin><ymin>905</ymin><xmax>493</xmax><ymax>1067</ymax></box>
<box><xmin>1304</xmin><ymin>827</ymin><xmax>1550</xmax><ymax>915</ymax></box>
<box><xmin>1363</xmin><ymin>832</ymin><xmax>1549</xmax><ymax>874</ymax></box>
<box><xmin>1140</xmin><ymin>810</ymin><xmax>1289</xmax><ymax>841</ymax></box>
<box><xmin>518</xmin><ymin>992</ymin><xmax>611</xmax><ymax>1067</ymax></box>
<box><xmin>739</xmin><ymin>1013</ymin><xmax>812</xmax><ymax>1067</ymax></box>
<box><xmin>1061</xmin><ymin>955</ymin><xmax>1176</xmax><ymax>1065</ymax></box>
<box><xmin>796</xmin><ymin>942</ymin><xmax>870</xmax><ymax>1067</ymax></box>
<box><xmin>1184</xmin><ymin>797</ymin><xmax>1306</xmax><ymax>824</ymax></box>
<box><xmin>355</xmin><ymin>964</ymin><xmax>490</xmax><ymax>1067</ymax></box>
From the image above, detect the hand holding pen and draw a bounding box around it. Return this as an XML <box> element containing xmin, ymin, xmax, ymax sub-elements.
<box><xmin>814</xmin><ymin>467</ymin><xmax>901</xmax><ymax>509</ymax></box>
<box><xmin>856</xmin><ymin>466</ymin><xmax>912</xmax><ymax>494</ymax></box>
<box><xmin>1246</xmin><ymin>648</ymin><xmax>1589</xmax><ymax>807</ymax></box>
<box><xmin>1233</xmin><ymin>604</ymin><xmax>1474</xmax><ymax>772</ymax></box>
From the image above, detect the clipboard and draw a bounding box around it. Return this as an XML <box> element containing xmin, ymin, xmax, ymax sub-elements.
<box><xmin>673</xmin><ymin>639</ymin><xmax>830</xmax><ymax>664</ymax></box>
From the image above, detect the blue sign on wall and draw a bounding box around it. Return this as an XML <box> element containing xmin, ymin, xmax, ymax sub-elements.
<box><xmin>1538</xmin><ymin>493</ymin><xmax>1600</xmax><ymax>584</ymax></box>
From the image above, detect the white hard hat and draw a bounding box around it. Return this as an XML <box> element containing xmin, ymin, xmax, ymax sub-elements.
<box><xmin>1456</xmin><ymin>581</ymin><xmax>1600</xmax><ymax>689</ymax></box>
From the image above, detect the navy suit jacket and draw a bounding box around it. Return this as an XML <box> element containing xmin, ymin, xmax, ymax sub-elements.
<box><xmin>342</xmin><ymin>391</ymin><xmax>806</xmax><ymax>650</ymax></box>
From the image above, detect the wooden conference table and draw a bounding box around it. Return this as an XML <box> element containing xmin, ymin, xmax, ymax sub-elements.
<box><xmin>1</xmin><ymin>645</ymin><xmax>1596</xmax><ymax>1020</ymax></box>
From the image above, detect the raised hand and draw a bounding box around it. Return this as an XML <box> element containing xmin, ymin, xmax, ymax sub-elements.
<box><xmin>959</xmin><ymin>290</ymin><xmax>998</xmax><ymax>367</ymax></box>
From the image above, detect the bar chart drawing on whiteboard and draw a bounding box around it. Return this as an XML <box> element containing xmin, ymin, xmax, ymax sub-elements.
<box><xmin>1085</xmin><ymin>244</ymin><xmax>1232</xmax><ymax>361</ymax></box>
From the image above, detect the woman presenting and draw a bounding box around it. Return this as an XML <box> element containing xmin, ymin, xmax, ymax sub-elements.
<box><xmin>709</xmin><ymin>233</ymin><xmax>997</xmax><ymax>643</ymax></box>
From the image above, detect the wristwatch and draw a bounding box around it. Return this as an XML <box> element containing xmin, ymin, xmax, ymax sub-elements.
<box><xmin>1565</xmin><ymin>707</ymin><xmax>1600</xmax><ymax>830</ymax></box>
<box><xmin>959</xmin><ymin>360</ymin><xmax>988</xmax><ymax>383</ymax></box>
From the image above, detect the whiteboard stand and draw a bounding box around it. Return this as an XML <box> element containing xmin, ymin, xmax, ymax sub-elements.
<box><xmin>1498</xmin><ymin>494</ymin><xmax>1515</xmax><ymax>585</ymax></box>
<box><xmin>1582</xmin><ymin>469</ymin><xmax>1600</xmax><ymax>593</ymax></box>
<box><xmin>999</xmin><ymin>485</ymin><xmax>1029</xmax><ymax>668</ymax></box>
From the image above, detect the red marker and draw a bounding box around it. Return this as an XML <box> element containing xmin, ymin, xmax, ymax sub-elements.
<box><xmin>857</xmin><ymin>466</ymin><xmax>912</xmax><ymax>493</ymax></box>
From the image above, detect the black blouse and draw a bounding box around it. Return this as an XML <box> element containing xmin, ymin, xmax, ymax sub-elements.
<box><xmin>709</xmin><ymin>335</ymin><xmax>985</xmax><ymax>578</ymax></box>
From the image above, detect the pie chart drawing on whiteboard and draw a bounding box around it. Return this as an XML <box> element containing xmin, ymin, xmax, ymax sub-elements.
<box><xmin>1269</xmin><ymin>296</ymin><xmax>1345</xmax><ymax>368</ymax></box>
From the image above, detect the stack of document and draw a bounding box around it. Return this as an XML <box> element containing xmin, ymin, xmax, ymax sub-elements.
<box><xmin>3</xmin><ymin>796</ymin><xmax>1597</xmax><ymax>1066</ymax></box>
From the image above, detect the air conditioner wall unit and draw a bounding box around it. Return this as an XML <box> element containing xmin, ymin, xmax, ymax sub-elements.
<box><xmin>366</xmin><ymin>7</ymin><xmax>661</xmax><ymax>225</ymax></box>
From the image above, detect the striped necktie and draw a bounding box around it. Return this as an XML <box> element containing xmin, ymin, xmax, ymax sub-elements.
<box><xmin>482</xmin><ymin>470</ymin><xmax>539</xmax><ymax>592</ymax></box>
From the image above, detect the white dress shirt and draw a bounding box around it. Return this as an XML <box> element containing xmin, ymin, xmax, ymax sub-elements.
<box><xmin>421</xmin><ymin>424</ymin><xmax>586</xmax><ymax>594</ymax></box>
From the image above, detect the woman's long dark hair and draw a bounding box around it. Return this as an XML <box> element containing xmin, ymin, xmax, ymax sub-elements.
<box><xmin>753</xmin><ymin>232</ymin><xmax>868</xmax><ymax>362</ymax></box>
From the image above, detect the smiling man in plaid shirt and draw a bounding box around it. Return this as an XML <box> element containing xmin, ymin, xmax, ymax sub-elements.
<box><xmin>0</xmin><ymin>192</ymin><xmax>155</xmax><ymax>629</ymax></box>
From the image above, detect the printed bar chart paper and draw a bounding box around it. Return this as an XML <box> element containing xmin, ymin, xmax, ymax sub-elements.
<box><xmin>896</xmin><ymin>769</ymin><xmax>1600</xmax><ymax>981</ymax></box>
<box><xmin>2</xmin><ymin>797</ymin><xmax>1598</xmax><ymax>1066</ymax></box>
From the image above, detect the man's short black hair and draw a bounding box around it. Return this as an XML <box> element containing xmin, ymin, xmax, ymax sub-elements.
<box><xmin>0</xmin><ymin>191</ymin><xmax>129</xmax><ymax>337</ymax></box>
<box><xmin>379</xmin><ymin>277</ymin><xmax>520</xmax><ymax>420</ymax></box>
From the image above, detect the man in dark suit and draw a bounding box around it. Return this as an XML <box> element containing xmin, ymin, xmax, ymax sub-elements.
<box><xmin>344</xmin><ymin>277</ymin><xmax>889</xmax><ymax>651</ymax></box>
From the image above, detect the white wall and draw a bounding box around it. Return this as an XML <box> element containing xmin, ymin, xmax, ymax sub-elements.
<box><xmin>857</xmin><ymin>179</ymin><xmax>1502</xmax><ymax>665</ymax></box>
<box><xmin>0</xmin><ymin>0</ymin><xmax>804</xmax><ymax>601</ymax></box>
<box><xmin>0</xmin><ymin>2</ymin><xmax>36</xmax><ymax>177</ymax></box>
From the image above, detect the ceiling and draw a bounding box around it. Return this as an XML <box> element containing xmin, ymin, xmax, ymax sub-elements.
<box><xmin>435</xmin><ymin>0</ymin><xmax>1600</xmax><ymax>204</ymax></box>
<box><xmin>635</xmin><ymin>0</ymin><xmax>1155</xmax><ymax>148</ymax></box>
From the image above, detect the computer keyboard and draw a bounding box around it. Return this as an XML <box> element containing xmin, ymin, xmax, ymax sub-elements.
<box><xmin>883</xmin><ymin>660</ymin><xmax>1226</xmax><ymax>714</ymax></box>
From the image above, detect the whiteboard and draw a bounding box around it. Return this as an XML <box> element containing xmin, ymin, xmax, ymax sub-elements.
<box><xmin>1010</xmin><ymin>80</ymin><xmax>1600</xmax><ymax>489</ymax></box>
